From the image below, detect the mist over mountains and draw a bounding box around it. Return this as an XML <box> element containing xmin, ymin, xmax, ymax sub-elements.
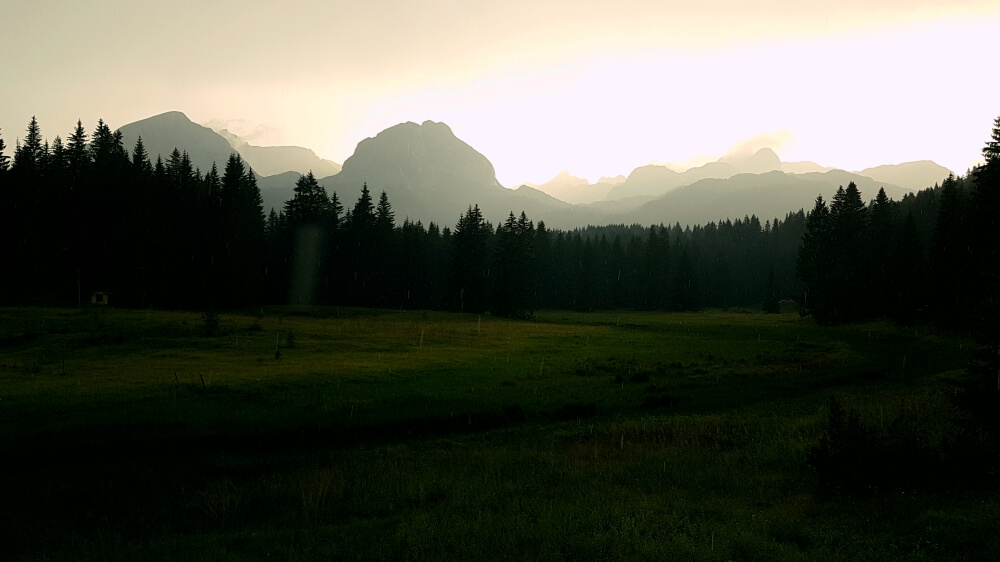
<box><xmin>118</xmin><ymin>112</ymin><xmax>235</xmax><ymax>176</ymax></box>
<box><xmin>119</xmin><ymin>112</ymin><xmax>342</xmax><ymax>179</ymax></box>
<box><xmin>213</xmin><ymin>128</ymin><xmax>341</xmax><ymax>178</ymax></box>
<box><xmin>118</xmin><ymin>111</ymin><xmax>954</xmax><ymax>229</ymax></box>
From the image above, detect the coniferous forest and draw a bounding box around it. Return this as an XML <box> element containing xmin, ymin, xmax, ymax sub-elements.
<box><xmin>2</xmin><ymin>115</ymin><xmax>1000</xmax><ymax>559</ymax></box>
<box><xmin>1</xmin><ymin>116</ymin><xmax>998</xmax><ymax>331</ymax></box>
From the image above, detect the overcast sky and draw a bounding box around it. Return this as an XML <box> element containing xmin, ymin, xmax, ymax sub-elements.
<box><xmin>3</xmin><ymin>0</ymin><xmax>999</xmax><ymax>185</ymax></box>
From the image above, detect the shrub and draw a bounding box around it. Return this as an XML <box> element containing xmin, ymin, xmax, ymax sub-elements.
<box><xmin>203</xmin><ymin>308</ymin><xmax>221</xmax><ymax>337</ymax></box>
<box><xmin>809</xmin><ymin>395</ymin><xmax>950</xmax><ymax>496</ymax></box>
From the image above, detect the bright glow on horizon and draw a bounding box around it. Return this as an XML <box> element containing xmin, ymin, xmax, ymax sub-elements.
<box><xmin>2</xmin><ymin>2</ymin><xmax>998</xmax><ymax>187</ymax></box>
<box><xmin>333</xmin><ymin>19</ymin><xmax>1000</xmax><ymax>186</ymax></box>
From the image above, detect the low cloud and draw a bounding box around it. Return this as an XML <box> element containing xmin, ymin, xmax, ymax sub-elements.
<box><xmin>203</xmin><ymin>118</ymin><xmax>283</xmax><ymax>146</ymax></box>
<box><xmin>723</xmin><ymin>130</ymin><xmax>796</xmax><ymax>159</ymax></box>
<box><xmin>650</xmin><ymin>130</ymin><xmax>797</xmax><ymax>172</ymax></box>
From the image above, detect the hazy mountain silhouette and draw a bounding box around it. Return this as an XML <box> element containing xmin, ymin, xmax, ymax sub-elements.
<box><xmin>782</xmin><ymin>161</ymin><xmax>834</xmax><ymax>174</ymax></box>
<box><xmin>718</xmin><ymin>147</ymin><xmax>782</xmax><ymax>174</ymax></box>
<box><xmin>521</xmin><ymin>171</ymin><xmax>618</xmax><ymax>204</ymax></box>
<box><xmin>118</xmin><ymin>111</ymin><xmax>237</xmax><ymax>174</ymax></box>
<box><xmin>856</xmin><ymin>161</ymin><xmax>953</xmax><ymax>191</ymax></box>
<box><xmin>117</xmin><ymin>112</ymin><xmax>955</xmax><ymax>230</ymax></box>
<box><xmin>318</xmin><ymin>120</ymin><xmax>573</xmax><ymax>227</ymax></box>
<box><xmin>214</xmin><ymin>128</ymin><xmax>342</xmax><ymax>177</ymax></box>
<box><xmin>518</xmin><ymin>170</ymin><xmax>588</xmax><ymax>191</ymax></box>
<box><xmin>257</xmin><ymin>171</ymin><xmax>302</xmax><ymax>214</ymax></box>
<box><xmin>605</xmin><ymin>148</ymin><xmax>798</xmax><ymax>201</ymax></box>
<box><xmin>626</xmin><ymin>169</ymin><xmax>914</xmax><ymax>227</ymax></box>
<box><xmin>602</xmin><ymin>147</ymin><xmax>950</xmax><ymax>205</ymax></box>
<box><xmin>605</xmin><ymin>160</ymin><xmax>740</xmax><ymax>200</ymax></box>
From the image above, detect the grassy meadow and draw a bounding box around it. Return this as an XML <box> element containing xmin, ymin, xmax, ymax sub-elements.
<box><xmin>0</xmin><ymin>305</ymin><xmax>996</xmax><ymax>560</ymax></box>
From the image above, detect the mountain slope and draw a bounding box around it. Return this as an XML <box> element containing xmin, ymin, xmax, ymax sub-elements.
<box><xmin>626</xmin><ymin>170</ymin><xmax>913</xmax><ymax>227</ymax></box>
<box><xmin>117</xmin><ymin>112</ymin><xmax>953</xmax><ymax>231</ymax></box>
<box><xmin>319</xmin><ymin>120</ymin><xmax>574</xmax><ymax>227</ymax></box>
<box><xmin>215</xmin><ymin>129</ymin><xmax>341</xmax><ymax>177</ymax></box>
<box><xmin>257</xmin><ymin>171</ymin><xmax>302</xmax><ymax>215</ymax></box>
<box><xmin>782</xmin><ymin>161</ymin><xmax>834</xmax><ymax>174</ymax></box>
<box><xmin>718</xmin><ymin>147</ymin><xmax>782</xmax><ymax>174</ymax></box>
<box><xmin>605</xmin><ymin>160</ymin><xmax>743</xmax><ymax>200</ymax></box>
<box><xmin>523</xmin><ymin>171</ymin><xmax>618</xmax><ymax>204</ymax></box>
<box><xmin>118</xmin><ymin>111</ymin><xmax>237</xmax><ymax>174</ymax></box>
<box><xmin>856</xmin><ymin>161</ymin><xmax>953</xmax><ymax>191</ymax></box>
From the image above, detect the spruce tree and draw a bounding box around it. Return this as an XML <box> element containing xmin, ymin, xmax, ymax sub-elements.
<box><xmin>867</xmin><ymin>187</ymin><xmax>894</xmax><ymax>315</ymax></box>
<box><xmin>131</xmin><ymin>136</ymin><xmax>153</xmax><ymax>177</ymax></box>
<box><xmin>828</xmin><ymin>182</ymin><xmax>868</xmax><ymax>321</ymax></box>
<box><xmin>329</xmin><ymin>191</ymin><xmax>343</xmax><ymax>231</ymax></box>
<box><xmin>89</xmin><ymin>119</ymin><xmax>126</xmax><ymax>168</ymax></box>
<box><xmin>930</xmin><ymin>173</ymin><xmax>969</xmax><ymax>322</ymax></box>
<box><xmin>350</xmin><ymin>182</ymin><xmax>375</xmax><ymax>232</ymax></box>
<box><xmin>450</xmin><ymin>205</ymin><xmax>492</xmax><ymax>312</ymax></box>
<box><xmin>0</xmin><ymin>128</ymin><xmax>9</xmax><ymax>172</ymax></box>
<box><xmin>492</xmin><ymin>211</ymin><xmax>535</xmax><ymax>318</ymax></box>
<box><xmin>798</xmin><ymin>195</ymin><xmax>832</xmax><ymax>320</ymax></box>
<box><xmin>0</xmin><ymin>130</ymin><xmax>10</xmax><ymax>174</ymax></box>
<box><xmin>13</xmin><ymin>116</ymin><xmax>44</xmax><ymax>174</ymax></box>
<box><xmin>955</xmin><ymin>116</ymin><xmax>1000</xmax><ymax>458</ymax></box>
<box><xmin>66</xmin><ymin>120</ymin><xmax>89</xmax><ymax>179</ymax></box>
<box><xmin>970</xmin><ymin>116</ymin><xmax>1000</xmax><ymax>346</ymax></box>
<box><xmin>284</xmin><ymin>171</ymin><xmax>332</xmax><ymax>226</ymax></box>
<box><xmin>372</xmin><ymin>191</ymin><xmax>397</xmax><ymax>306</ymax></box>
<box><xmin>375</xmin><ymin>191</ymin><xmax>395</xmax><ymax>232</ymax></box>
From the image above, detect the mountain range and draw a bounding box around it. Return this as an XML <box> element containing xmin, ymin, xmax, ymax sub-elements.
<box><xmin>213</xmin><ymin>128</ymin><xmax>341</xmax><ymax>178</ymax></box>
<box><xmin>530</xmin><ymin>147</ymin><xmax>950</xmax><ymax>206</ymax></box>
<box><xmin>114</xmin><ymin>111</ymin><xmax>955</xmax><ymax>229</ymax></box>
<box><xmin>119</xmin><ymin>112</ymin><xmax>341</xmax><ymax>179</ymax></box>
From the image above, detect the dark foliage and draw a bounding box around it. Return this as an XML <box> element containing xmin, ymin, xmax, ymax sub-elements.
<box><xmin>2</xmin><ymin>115</ymin><xmax>997</xmax><ymax>332</ymax></box>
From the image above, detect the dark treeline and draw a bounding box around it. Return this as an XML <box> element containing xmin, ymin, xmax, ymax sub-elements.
<box><xmin>1</xmin><ymin>116</ymin><xmax>997</xmax><ymax>335</ymax></box>
<box><xmin>0</xmin><ymin>116</ymin><xmax>803</xmax><ymax>317</ymax></box>
<box><xmin>798</xmin><ymin>116</ymin><xmax>999</xmax><ymax>339</ymax></box>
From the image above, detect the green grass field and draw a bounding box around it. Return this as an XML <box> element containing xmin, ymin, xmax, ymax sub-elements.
<box><xmin>1</xmin><ymin>306</ymin><xmax>996</xmax><ymax>560</ymax></box>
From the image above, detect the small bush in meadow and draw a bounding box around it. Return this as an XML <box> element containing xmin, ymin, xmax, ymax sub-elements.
<box><xmin>202</xmin><ymin>308</ymin><xmax>221</xmax><ymax>336</ymax></box>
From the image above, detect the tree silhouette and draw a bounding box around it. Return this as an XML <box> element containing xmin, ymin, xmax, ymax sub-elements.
<box><xmin>66</xmin><ymin>120</ymin><xmax>89</xmax><ymax>180</ymax></box>
<box><xmin>492</xmin><ymin>211</ymin><xmax>535</xmax><ymax>318</ymax></box>
<box><xmin>970</xmin><ymin>116</ymin><xmax>1000</xmax><ymax>346</ymax></box>
<box><xmin>0</xmin><ymin>128</ymin><xmax>9</xmax><ymax>172</ymax></box>
<box><xmin>13</xmin><ymin>116</ymin><xmax>45</xmax><ymax>175</ymax></box>
<box><xmin>929</xmin><ymin>174</ymin><xmax>969</xmax><ymax>322</ymax></box>
<box><xmin>798</xmin><ymin>195</ymin><xmax>832</xmax><ymax>321</ymax></box>
<box><xmin>372</xmin><ymin>191</ymin><xmax>397</xmax><ymax>306</ymax></box>
<box><xmin>828</xmin><ymin>182</ymin><xmax>868</xmax><ymax>321</ymax></box>
<box><xmin>284</xmin><ymin>171</ymin><xmax>331</xmax><ymax>226</ymax></box>
<box><xmin>867</xmin><ymin>187</ymin><xmax>894</xmax><ymax>313</ymax></box>
<box><xmin>450</xmin><ymin>205</ymin><xmax>492</xmax><ymax>312</ymax></box>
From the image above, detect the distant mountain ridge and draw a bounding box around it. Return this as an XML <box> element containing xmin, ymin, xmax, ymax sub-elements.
<box><xmin>318</xmin><ymin>120</ymin><xmax>575</xmax><ymax>227</ymax></box>
<box><xmin>214</xmin><ymin>128</ymin><xmax>342</xmax><ymax>177</ymax></box>
<box><xmin>857</xmin><ymin>161</ymin><xmax>953</xmax><ymax>191</ymax></box>
<box><xmin>606</xmin><ymin>160</ymin><xmax>741</xmax><ymax>200</ymax></box>
<box><xmin>626</xmin><ymin>169</ymin><xmax>913</xmax><ymax>228</ymax></box>
<box><xmin>576</xmin><ymin>149</ymin><xmax>951</xmax><ymax>204</ymax></box>
<box><xmin>517</xmin><ymin>171</ymin><xmax>618</xmax><ymax>204</ymax></box>
<box><xmin>718</xmin><ymin>147</ymin><xmax>782</xmax><ymax>174</ymax></box>
<box><xmin>118</xmin><ymin>111</ymin><xmax>236</xmax><ymax>174</ymax></box>
<box><xmin>118</xmin><ymin>111</ymin><xmax>343</xmax><ymax>179</ymax></box>
<box><xmin>115</xmin><ymin>111</ymin><xmax>956</xmax><ymax>230</ymax></box>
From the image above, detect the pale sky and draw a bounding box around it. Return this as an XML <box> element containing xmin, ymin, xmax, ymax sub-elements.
<box><xmin>2</xmin><ymin>0</ymin><xmax>998</xmax><ymax>186</ymax></box>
